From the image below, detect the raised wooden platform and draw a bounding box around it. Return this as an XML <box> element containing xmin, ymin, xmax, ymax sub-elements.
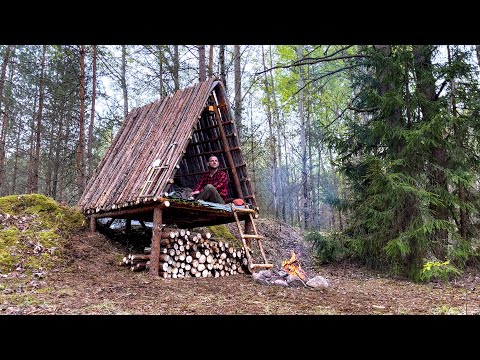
<box><xmin>88</xmin><ymin>198</ymin><xmax>252</xmax><ymax>229</ymax></box>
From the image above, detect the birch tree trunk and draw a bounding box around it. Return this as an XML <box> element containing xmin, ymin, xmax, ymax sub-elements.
<box><xmin>297</xmin><ymin>45</ymin><xmax>308</xmax><ymax>229</ymax></box>
<box><xmin>261</xmin><ymin>45</ymin><xmax>278</xmax><ymax>217</ymax></box>
<box><xmin>268</xmin><ymin>45</ymin><xmax>281</xmax><ymax>219</ymax></box>
<box><xmin>283</xmin><ymin>115</ymin><xmax>290</xmax><ymax>224</ymax></box>
<box><xmin>476</xmin><ymin>45</ymin><xmax>480</xmax><ymax>67</ymax></box>
<box><xmin>306</xmin><ymin>67</ymin><xmax>314</xmax><ymax>229</ymax></box>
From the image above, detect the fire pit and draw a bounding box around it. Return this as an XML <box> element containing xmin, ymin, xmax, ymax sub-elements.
<box><xmin>252</xmin><ymin>250</ymin><xmax>330</xmax><ymax>290</ymax></box>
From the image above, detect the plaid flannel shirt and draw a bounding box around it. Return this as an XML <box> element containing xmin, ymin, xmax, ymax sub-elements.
<box><xmin>193</xmin><ymin>170</ymin><xmax>228</xmax><ymax>200</ymax></box>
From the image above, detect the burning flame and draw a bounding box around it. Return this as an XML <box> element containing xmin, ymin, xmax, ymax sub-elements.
<box><xmin>281</xmin><ymin>250</ymin><xmax>307</xmax><ymax>281</ymax></box>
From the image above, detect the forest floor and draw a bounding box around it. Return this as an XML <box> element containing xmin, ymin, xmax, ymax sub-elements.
<box><xmin>2</xmin><ymin>218</ymin><xmax>480</xmax><ymax>316</ymax></box>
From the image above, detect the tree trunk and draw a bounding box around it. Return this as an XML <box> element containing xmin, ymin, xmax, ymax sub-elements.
<box><xmin>156</xmin><ymin>45</ymin><xmax>164</xmax><ymax>97</ymax></box>
<box><xmin>208</xmin><ymin>45</ymin><xmax>214</xmax><ymax>78</ymax></box>
<box><xmin>219</xmin><ymin>45</ymin><xmax>226</xmax><ymax>90</ymax></box>
<box><xmin>44</xmin><ymin>121</ymin><xmax>54</xmax><ymax>196</ymax></box>
<box><xmin>87</xmin><ymin>45</ymin><xmax>97</xmax><ymax>180</ymax></box>
<box><xmin>268</xmin><ymin>46</ymin><xmax>282</xmax><ymax>220</ymax></box>
<box><xmin>51</xmin><ymin>110</ymin><xmax>64</xmax><ymax>199</ymax></box>
<box><xmin>173</xmin><ymin>45</ymin><xmax>179</xmax><ymax>91</ymax></box>
<box><xmin>198</xmin><ymin>45</ymin><xmax>206</xmax><ymax>82</ymax></box>
<box><xmin>249</xmin><ymin>98</ymin><xmax>256</xmax><ymax>190</ymax></box>
<box><xmin>11</xmin><ymin>125</ymin><xmax>20</xmax><ymax>194</ymax></box>
<box><xmin>413</xmin><ymin>45</ymin><xmax>449</xmax><ymax>259</ymax></box>
<box><xmin>30</xmin><ymin>45</ymin><xmax>47</xmax><ymax>194</ymax></box>
<box><xmin>261</xmin><ymin>45</ymin><xmax>278</xmax><ymax>217</ymax></box>
<box><xmin>447</xmin><ymin>46</ymin><xmax>467</xmax><ymax>238</ymax></box>
<box><xmin>297</xmin><ymin>45</ymin><xmax>308</xmax><ymax>229</ymax></box>
<box><xmin>234</xmin><ymin>45</ymin><xmax>242</xmax><ymax>143</ymax></box>
<box><xmin>283</xmin><ymin>116</ymin><xmax>290</xmax><ymax>224</ymax></box>
<box><xmin>0</xmin><ymin>45</ymin><xmax>13</xmax><ymax>194</ymax></box>
<box><xmin>476</xmin><ymin>45</ymin><xmax>480</xmax><ymax>67</ymax></box>
<box><xmin>76</xmin><ymin>45</ymin><xmax>86</xmax><ymax>195</ymax></box>
<box><xmin>121</xmin><ymin>45</ymin><xmax>129</xmax><ymax>118</ymax></box>
<box><xmin>27</xmin><ymin>85</ymin><xmax>38</xmax><ymax>193</ymax></box>
<box><xmin>306</xmin><ymin>68</ymin><xmax>314</xmax><ymax>229</ymax></box>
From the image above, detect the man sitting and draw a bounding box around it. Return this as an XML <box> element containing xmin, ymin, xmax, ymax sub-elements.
<box><xmin>189</xmin><ymin>155</ymin><xmax>228</xmax><ymax>204</ymax></box>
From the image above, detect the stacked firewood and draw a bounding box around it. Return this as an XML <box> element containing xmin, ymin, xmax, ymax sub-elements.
<box><xmin>120</xmin><ymin>228</ymin><xmax>248</xmax><ymax>278</ymax></box>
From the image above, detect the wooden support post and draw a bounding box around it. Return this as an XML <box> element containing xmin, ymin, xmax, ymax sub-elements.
<box><xmin>126</xmin><ymin>219</ymin><xmax>132</xmax><ymax>233</ymax></box>
<box><xmin>90</xmin><ymin>217</ymin><xmax>97</xmax><ymax>232</ymax></box>
<box><xmin>149</xmin><ymin>204</ymin><xmax>163</xmax><ymax>276</ymax></box>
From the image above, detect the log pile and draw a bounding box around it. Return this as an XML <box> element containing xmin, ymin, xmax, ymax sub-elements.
<box><xmin>120</xmin><ymin>228</ymin><xmax>248</xmax><ymax>278</ymax></box>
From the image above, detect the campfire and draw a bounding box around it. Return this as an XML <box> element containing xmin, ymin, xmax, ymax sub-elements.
<box><xmin>251</xmin><ymin>250</ymin><xmax>330</xmax><ymax>290</ymax></box>
<box><xmin>281</xmin><ymin>250</ymin><xmax>308</xmax><ymax>281</ymax></box>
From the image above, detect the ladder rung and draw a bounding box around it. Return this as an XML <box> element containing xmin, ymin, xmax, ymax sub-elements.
<box><xmin>231</xmin><ymin>207</ymin><xmax>256</xmax><ymax>214</ymax></box>
<box><xmin>242</xmin><ymin>234</ymin><xmax>263</xmax><ymax>239</ymax></box>
<box><xmin>250</xmin><ymin>263</ymin><xmax>273</xmax><ymax>270</ymax></box>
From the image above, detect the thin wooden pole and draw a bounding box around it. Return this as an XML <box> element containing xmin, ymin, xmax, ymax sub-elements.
<box><xmin>212</xmin><ymin>100</ymin><xmax>243</xmax><ymax>199</ymax></box>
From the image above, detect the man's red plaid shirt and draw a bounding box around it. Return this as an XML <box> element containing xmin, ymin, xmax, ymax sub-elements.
<box><xmin>193</xmin><ymin>170</ymin><xmax>228</xmax><ymax>200</ymax></box>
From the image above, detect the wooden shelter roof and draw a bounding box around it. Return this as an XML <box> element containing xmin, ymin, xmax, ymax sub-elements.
<box><xmin>78</xmin><ymin>77</ymin><xmax>257</xmax><ymax>226</ymax></box>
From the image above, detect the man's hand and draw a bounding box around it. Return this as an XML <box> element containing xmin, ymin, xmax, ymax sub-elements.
<box><xmin>191</xmin><ymin>190</ymin><xmax>200</xmax><ymax>196</ymax></box>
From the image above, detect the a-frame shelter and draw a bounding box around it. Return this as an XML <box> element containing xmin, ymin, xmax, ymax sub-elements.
<box><xmin>78</xmin><ymin>77</ymin><xmax>271</xmax><ymax>275</ymax></box>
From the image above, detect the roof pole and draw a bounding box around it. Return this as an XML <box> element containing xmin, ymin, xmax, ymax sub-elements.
<box><xmin>211</xmin><ymin>95</ymin><xmax>243</xmax><ymax>200</ymax></box>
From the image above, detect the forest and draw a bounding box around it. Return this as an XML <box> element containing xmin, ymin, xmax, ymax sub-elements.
<box><xmin>1</xmin><ymin>44</ymin><xmax>480</xmax><ymax>282</ymax></box>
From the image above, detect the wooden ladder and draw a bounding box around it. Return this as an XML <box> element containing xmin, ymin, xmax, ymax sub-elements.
<box><xmin>231</xmin><ymin>204</ymin><xmax>273</xmax><ymax>273</ymax></box>
<box><xmin>139</xmin><ymin>164</ymin><xmax>169</xmax><ymax>197</ymax></box>
<box><xmin>139</xmin><ymin>143</ymin><xmax>177</xmax><ymax>197</ymax></box>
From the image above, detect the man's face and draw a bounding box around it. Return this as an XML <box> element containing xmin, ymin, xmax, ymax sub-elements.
<box><xmin>208</xmin><ymin>156</ymin><xmax>219</xmax><ymax>169</ymax></box>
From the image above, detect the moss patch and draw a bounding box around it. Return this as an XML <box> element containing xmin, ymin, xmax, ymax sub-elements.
<box><xmin>0</xmin><ymin>194</ymin><xmax>84</xmax><ymax>274</ymax></box>
<box><xmin>207</xmin><ymin>224</ymin><xmax>242</xmax><ymax>248</ymax></box>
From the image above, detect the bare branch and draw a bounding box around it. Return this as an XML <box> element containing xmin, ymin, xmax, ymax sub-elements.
<box><xmin>435</xmin><ymin>80</ymin><xmax>447</xmax><ymax>100</ymax></box>
<box><xmin>255</xmin><ymin>45</ymin><xmax>366</xmax><ymax>76</ymax></box>
<box><xmin>348</xmin><ymin>106</ymin><xmax>378</xmax><ymax>113</ymax></box>
<box><xmin>292</xmin><ymin>63</ymin><xmax>361</xmax><ymax>96</ymax></box>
